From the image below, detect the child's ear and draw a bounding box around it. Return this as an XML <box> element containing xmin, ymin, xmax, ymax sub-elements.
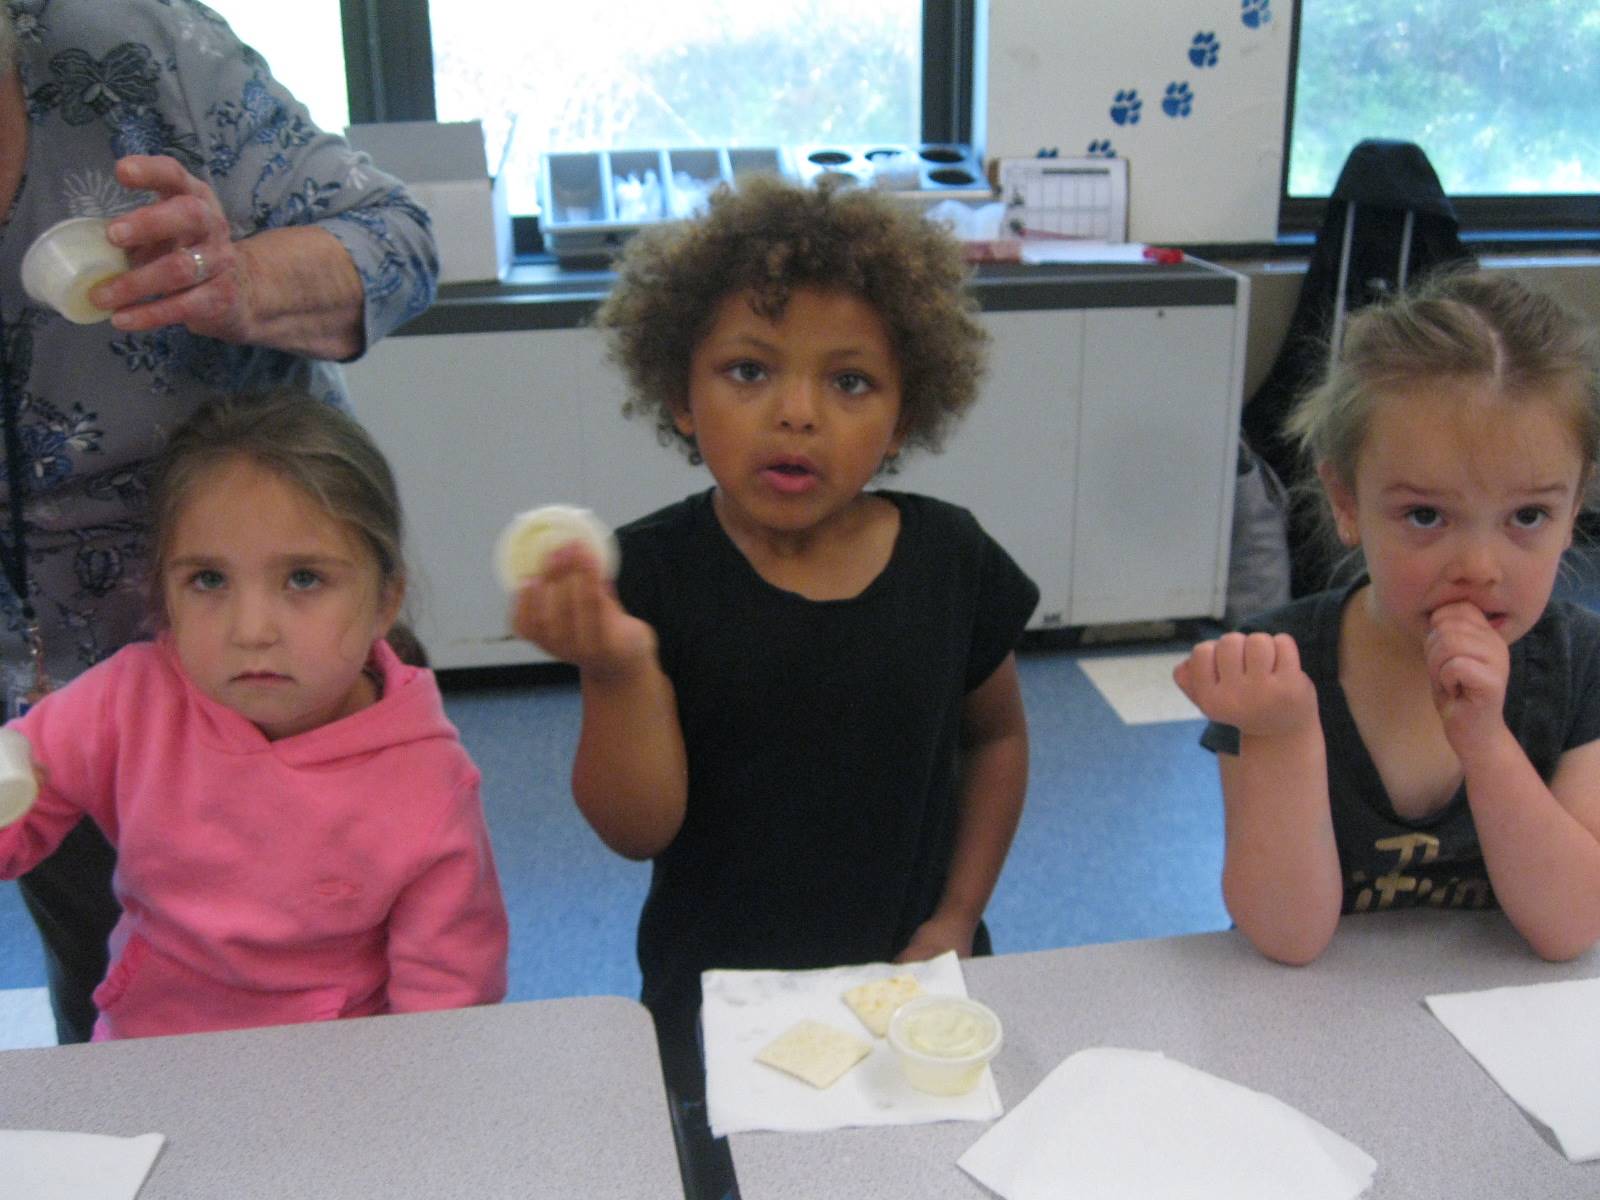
<box><xmin>376</xmin><ymin>574</ymin><xmax>406</xmax><ymax>636</ymax></box>
<box><xmin>672</xmin><ymin>404</ymin><xmax>696</xmax><ymax>439</ymax></box>
<box><xmin>1318</xmin><ymin>462</ymin><xmax>1360</xmax><ymax>546</ymax></box>
<box><xmin>1566</xmin><ymin>468</ymin><xmax>1593</xmax><ymax>549</ymax></box>
<box><xmin>885</xmin><ymin>426</ymin><xmax>908</xmax><ymax>462</ymax></box>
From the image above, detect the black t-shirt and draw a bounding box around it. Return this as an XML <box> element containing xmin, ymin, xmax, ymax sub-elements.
<box><xmin>1202</xmin><ymin>581</ymin><xmax>1600</xmax><ymax>913</ymax></box>
<box><xmin>616</xmin><ymin>489</ymin><xmax>1039</xmax><ymax>1024</ymax></box>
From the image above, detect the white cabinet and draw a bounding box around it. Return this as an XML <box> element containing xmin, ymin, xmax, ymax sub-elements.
<box><xmin>1072</xmin><ymin>305</ymin><xmax>1244</xmax><ymax>624</ymax></box>
<box><xmin>345</xmin><ymin>275</ymin><xmax>1248</xmax><ymax>669</ymax></box>
<box><xmin>886</xmin><ymin>309</ymin><xmax>1082</xmax><ymax>630</ymax></box>
<box><xmin>890</xmin><ymin>302</ymin><xmax>1245</xmax><ymax>630</ymax></box>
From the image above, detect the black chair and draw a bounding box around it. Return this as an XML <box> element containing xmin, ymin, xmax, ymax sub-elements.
<box><xmin>1242</xmin><ymin>139</ymin><xmax>1475</xmax><ymax>596</ymax></box>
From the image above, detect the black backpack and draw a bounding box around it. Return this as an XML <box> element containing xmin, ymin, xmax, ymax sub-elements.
<box><xmin>1242</xmin><ymin>139</ymin><xmax>1475</xmax><ymax>596</ymax></box>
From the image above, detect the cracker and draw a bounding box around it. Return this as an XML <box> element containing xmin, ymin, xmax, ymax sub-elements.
<box><xmin>843</xmin><ymin>973</ymin><xmax>924</xmax><ymax>1037</ymax></box>
<box><xmin>755</xmin><ymin>1020</ymin><xmax>872</xmax><ymax>1089</ymax></box>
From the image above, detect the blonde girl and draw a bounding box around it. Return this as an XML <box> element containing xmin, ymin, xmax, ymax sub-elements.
<box><xmin>1176</xmin><ymin>271</ymin><xmax>1600</xmax><ymax>965</ymax></box>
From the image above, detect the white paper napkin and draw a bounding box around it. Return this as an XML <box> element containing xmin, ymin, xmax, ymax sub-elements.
<box><xmin>1425</xmin><ymin>975</ymin><xmax>1600</xmax><ymax>1162</ymax></box>
<box><xmin>702</xmin><ymin>951</ymin><xmax>1003</xmax><ymax>1136</ymax></box>
<box><xmin>2</xmin><ymin>1129</ymin><xmax>165</xmax><ymax>1200</ymax></box>
<box><xmin>958</xmin><ymin>1048</ymin><xmax>1376</xmax><ymax>1200</ymax></box>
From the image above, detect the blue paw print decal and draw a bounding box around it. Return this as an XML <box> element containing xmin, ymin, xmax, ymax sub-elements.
<box><xmin>1162</xmin><ymin>82</ymin><xmax>1194</xmax><ymax>118</ymax></box>
<box><xmin>1241</xmin><ymin>0</ymin><xmax>1272</xmax><ymax>28</ymax></box>
<box><xmin>1086</xmin><ymin>139</ymin><xmax>1116</xmax><ymax>158</ymax></box>
<box><xmin>1189</xmin><ymin>32</ymin><xmax>1220</xmax><ymax>67</ymax></box>
<box><xmin>1110</xmin><ymin>89</ymin><xmax>1142</xmax><ymax>126</ymax></box>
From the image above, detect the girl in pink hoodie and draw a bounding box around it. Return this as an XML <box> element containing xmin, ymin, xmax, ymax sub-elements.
<box><xmin>0</xmin><ymin>391</ymin><xmax>508</xmax><ymax>1040</ymax></box>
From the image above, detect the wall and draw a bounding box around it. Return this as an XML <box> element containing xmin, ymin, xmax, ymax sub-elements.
<box><xmin>986</xmin><ymin>0</ymin><xmax>1292</xmax><ymax>243</ymax></box>
<box><xmin>1225</xmin><ymin>256</ymin><xmax>1600</xmax><ymax>401</ymax></box>
<box><xmin>982</xmin><ymin>3</ymin><xmax>1600</xmax><ymax>386</ymax></box>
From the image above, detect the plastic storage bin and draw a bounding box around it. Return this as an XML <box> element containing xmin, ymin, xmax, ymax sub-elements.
<box><xmin>791</xmin><ymin>143</ymin><xmax>990</xmax><ymax>199</ymax></box>
<box><xmin>539</xmin><ymin>146</ymin><xmax>792</xmax><ymax>261</ymax></box>
<box><xmin>539</xmin><ymin>143</ymin><xmax>990</xmax><ymax>262</ymax></box>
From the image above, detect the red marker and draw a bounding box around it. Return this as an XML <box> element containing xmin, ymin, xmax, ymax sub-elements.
<box><xmin>1142</xmin><ymin>245</ymin><xmax>1184</xmax><ymax>264</ymax></box>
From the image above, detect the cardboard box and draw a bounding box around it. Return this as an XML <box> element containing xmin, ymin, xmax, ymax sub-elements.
<box><xmin>345</xmin><ymin>120</ymin><xmax>512</xmax><ymax>284</ymax></box>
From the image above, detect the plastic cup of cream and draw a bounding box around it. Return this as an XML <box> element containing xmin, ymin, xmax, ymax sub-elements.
<box><xmin>494</xmin><ymin>505</ymin><xmax>619</xmax><ymax>591</ymax></box>
<box><xmin>0</xmin><ymin>727</ymin><xmax>39</xmax><ymax>828</ymax></box>
<box><xmin>887</xmin><ymin>994</ymin><xmax>1003</xmax><ymax>1096</ymax></box>
<box><xmin>20</xmin><ymin>217</ymin><xmax>130</xmax><ymax>324</ymax></box>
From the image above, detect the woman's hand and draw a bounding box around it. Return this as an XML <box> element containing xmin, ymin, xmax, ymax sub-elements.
<box><xmin>1174</xmin><ymin>631</ymin><xmax>1318</xmax><ymax>738</ymax></box>
<box><xmin>1427</xmin><ymin>601</ymin><xmax>1511</xmax><ymax>757</ymax></box>
<box><xmin>86</xmin><ymin>155</ymin><xmax>365</xmax><ymax>359</ymax></box>
<box><xmin>510</xmin><ymin>542</ymin><xmax>656</xmax><ymax>680</ymax></box>
<box><xmin>89</xmin><ymin>155</ymin><xmax>258</xmax><ymax>342</ymax></box>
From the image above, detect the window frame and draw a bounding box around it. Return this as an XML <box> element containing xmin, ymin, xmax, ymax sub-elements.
<box><xmin>1280</xmin><ymin>0</ymin><xmax>1600</xmax><ymax>245</ymax></box>
<box><xmin>339</xmin><ymin>0</ymin><xmax>979</xmax><ymax>255</ymax></box>
<box><xmin>339</xmin><ymin>1</ymin><xmax>1596</xmax><ymax>256</ymax></box>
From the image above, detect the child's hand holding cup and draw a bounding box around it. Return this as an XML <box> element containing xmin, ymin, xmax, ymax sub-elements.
<box><xmin>0</xmin><ymin>727</ymin><xmax>39</xmax><ymax>828</ymax></box>
<box><xmin>21</xmin><ymin>217</ymin><xmax>132</xmax><ymax>325</ymax></box>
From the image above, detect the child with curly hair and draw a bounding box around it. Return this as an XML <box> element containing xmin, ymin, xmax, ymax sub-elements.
<box><xmin>511</xmin><ymin>176</ymin><xmax>1037</xmax><ymax>1162</ymax></box>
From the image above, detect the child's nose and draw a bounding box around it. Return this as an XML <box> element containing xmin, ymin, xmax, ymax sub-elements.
<box><xmin>229</xmin><ymin>590</ymin><xmax>279</xmax><ymax>646</ymax></box>
<box><xmin>1448</xmin><ymin>534</ymin><xmax>1503</xmax><ymax>585</ymax></box>
<box><xmin>774</xmin><ymin>377</ymin><xmax>819</xmax><ymax>431</ymax></box>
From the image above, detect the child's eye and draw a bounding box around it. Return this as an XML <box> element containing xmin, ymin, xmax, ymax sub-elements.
<box><xmin>286</xmin><ymin>568</ymin><xmax>323</xmax><ymax>591</ymax></box>
<box><xmin>1511</xmin><ymin>505</ymin><xmax>1550</xmax><ymax>530</ymax></box>
<box><xmin>188</xmin><ymin>568</ymin><xmax>225</xmax><ymax>591</ymax></box>
<box><xmin>725</xmin><ymin>360</ymin><xmax>767</xmax><ymax>384</ymax></box>
<box><xmin>1404</xmin><ymin>506</ymin><xmax>1442</xmax><ymax>529</ymax></box>
<box><xmin>834</xmin><ymin>370</ymin><xmax>873</xmax><ymax>397</ymax></box>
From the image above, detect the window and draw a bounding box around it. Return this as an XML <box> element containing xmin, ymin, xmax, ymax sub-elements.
<box><xmin>1285</xmin><ymin>0</ymin><xmax>1600</xmax><ymax>232</ymax></box>
<box><xmin>432</xmin><ymin>2</ymin><xmax>923</xmax><ymax>219</ymax></box>
<box><xmin>341</xmin><ymin>0</ymin><xmax>976</xmax><ymax>241</ymax></box>
<box><xmin>207</xmin><ymin>0</ymin><xmax>350</xmax><ymax>132</ymax></box>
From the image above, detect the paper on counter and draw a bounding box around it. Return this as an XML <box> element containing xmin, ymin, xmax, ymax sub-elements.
<box><xmin>2</xmin><ymin>1129</ymin><xmax>165</xmax><ymax>1200</ymax></box>
<box><xmin>702</xmin><ymin>950</ymin><xmax>1002</xmax><ymax>1137</ymax></box>
<box><xmin>958</xmin><ymin>1048</ymin><xmax>1375</xmax><ymax>1200</ymax></box>
<box><xmin>1426</xmin><ymin>975</ymin><xmax>1600</xmax><ymax>1162</ymax></box>
<box><xmin>1019</xmin><ymin>240</ymin><xmax>1152</xmax><ymax>265</ymax></box>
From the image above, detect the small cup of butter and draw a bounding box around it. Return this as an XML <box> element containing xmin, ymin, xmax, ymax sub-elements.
<box><xmin>493</xmin><ymin>504</ymin><xmax>618</xmax><ymax>591</ymax></box>
<box><xmin>21</xmin><ymin>217</ymin><xmax>130</xmax><ymax>325</ymax></box>
<box><xmin>887</xmin><ymin>994</ymin><xmax>1002</xmax><ymax>1096</ymax></box>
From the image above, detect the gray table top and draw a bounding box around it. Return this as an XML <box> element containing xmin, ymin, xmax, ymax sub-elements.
<box><xmin>0</xmin><ymin>994</ymin><xmax>682</xmax><ymax>1200</ymax></box>
<box><xmin>729</xmin><ymin>909</ymin><xmax>1600</xmax><ymax>1198</ymax></box>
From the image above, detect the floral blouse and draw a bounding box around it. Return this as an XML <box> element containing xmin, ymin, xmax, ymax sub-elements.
<box><xmin>0</xmin><ymin>0</ymin><xmax>438</xmax><ymax>680</ymax></box>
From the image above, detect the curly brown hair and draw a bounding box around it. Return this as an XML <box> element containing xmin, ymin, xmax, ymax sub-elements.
<box><xmin>594</xmin><ymin>175</ymin><xmax>988</xmax><ymax>458</ymax></box>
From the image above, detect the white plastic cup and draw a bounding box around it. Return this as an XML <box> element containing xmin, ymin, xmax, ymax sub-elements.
<box><xmin>20</xmin><ymin>217</ymin><xmax>130</xmax><ymax>324</ymax></box>
<box><xmin>887</xmin><ymin>994</ymin><xmax>1003</xmax><ymax>1096</ymax></box>
<box><xmin>0</xmin><ymin>727</ymin><xmax>39</xmax><ymax>828</ymax></box>
<box><xmin>493</xmin><ymin>505</ymin><xmax>619</xmax><ymax>591</ymax></box>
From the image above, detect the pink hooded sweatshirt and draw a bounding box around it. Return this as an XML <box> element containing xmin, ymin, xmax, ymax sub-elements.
<box><xmin>0</xmin><ymin>637</ymin><xmax>508</xmax><ymax>1040</ymax></box>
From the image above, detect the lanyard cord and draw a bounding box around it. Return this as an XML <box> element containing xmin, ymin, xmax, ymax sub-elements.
<box><xmin>0</xmin><ymin>307</ymin><xmax>35</xmax><ymax>623</ymax></box>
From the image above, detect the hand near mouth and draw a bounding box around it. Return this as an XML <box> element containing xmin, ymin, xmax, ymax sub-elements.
<box><xmin>1426</xmin><ymin>601</ymin><xmax>1511</xmax><ymax>755</ymax></box>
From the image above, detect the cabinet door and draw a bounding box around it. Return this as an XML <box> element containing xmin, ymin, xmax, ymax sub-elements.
<box><xmin>1070</xmin><ymin>305</ymin><xmax>1239</xmax><ymax>625</ymax></box>
<box><xmin>886</xmin><ymin>309</ymin><xmax>1083</xmax><ymax>630</ymax></box>
<box><xmin>347</xmin><ymin>327</ymin><xmax>710</xmax><ymax>669</ymax></box>
<box><xmin>572</xmin><ymin>331</ymin><xmax>707</xmax><ymax>532</ymax></box>
<box><xmin>345</xmin><ymin>330</ymin><xmax>592</xmax><ymax>669</ymax></box>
